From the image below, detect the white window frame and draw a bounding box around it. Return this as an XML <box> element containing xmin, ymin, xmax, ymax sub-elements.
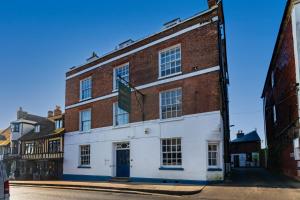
<box><xmin>273</xmin><ymin>105</ymin><xmax>277</xmax><ymax>123</ymax></box>
<box><xmin>34</xmin><ymin>125</ymin><xmax>40</xmax><ymax>133</ymax></box>
<box><xmin>55</xmin><ymin>119</ymin><xmax>63</xmax><ymax>129</ymax></box>
<box><xmin>113</xmin><ymin>63</ymin><xmax>130</xmax><ymax>91</ymax></box>
<box><xmin>207</xmin><ymin>142</ymin><xmax>220</xmax><ymax>169</ymax></box>
<box><xmin>159</xmin><ymin>88</ymin><xmax>182</xmax><ymax>120</ymax></box>
<box><xmin>271</xmin><ymin>71</ymin><xmax>275</xmax><ymax>88</ymax></box>
<box><xmin>79</xmin><ymin>145</ymin><xmax>91</xmax><ymax>167</ymax></box>
<box><xmin>158</xmin><ymin>44</ymin><xmax>182</xmax><ymax>79</ymax></box>
<box><xmin>80</xmin><ymin>77</ymin><xmax>92</xmax><ymax>101</ymax></box>
<box><xmin>161</xmin><ymin>138</ymin><xmax>182</xmax><ymax>167</ymax></box>
<box><xmin>79</xmin><ymin>109</ymin><xmax>92</xmax><ymax>132</ymax></box>
<box><xmin>113</xmin><ymin>103</ymin><xmax>129</xmax><ymax>127</ymax></box>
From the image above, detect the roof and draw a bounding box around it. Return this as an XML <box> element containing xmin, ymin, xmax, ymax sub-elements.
<box><xmin>11</xmin><ymin>119</ymin><xmax>37</xmax><ymax>124</ymax></box>
<box><xmin>0</xmin><ymin>128</ymin><xmax>11</xmax><ymax>146</ymax></box>
<box><xmin>18</xmin><ymin>116</ymin><xmax>55</xmax><ymax>141</ymax></box>
<box><xmin>261</xmin><ymin>0</ymin><xmax>296</xmax><ymax>97</ymax></box>
<box><xmin>66</xmin><ymin>2</ymin><xmax>221</xmax><ymax>78</ymax></box>
<box><xmin>231</xmin><ymin>130</ymin><xmax>261</xmax><ymax>143</ymax></box>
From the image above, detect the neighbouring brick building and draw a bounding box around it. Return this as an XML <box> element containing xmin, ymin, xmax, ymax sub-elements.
<box><xmin>262</xmin><ymin>0</ymin><xmax>300</xmax><ymax>180</ymax></box>
<box><xmin>64</xmin><ymin>0</ymin><xmax>230</xmax><ymax>184</ymax></box>
<box><xmin>230</xmin><ymin>130</ymin><xmax>261</xmax><ymax>168</ymax></box>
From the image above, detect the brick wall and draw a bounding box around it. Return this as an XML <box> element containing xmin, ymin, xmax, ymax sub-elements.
<box><xmin>263</xmin><ymin>17</ymin><xmax>298</xmax><ymax>177</ymax></box>
<box><xmin>65</xmin><ymin>72</ymin><xmax>221</xmax><ymax>132</ymax></box>
<box><xmin>65</xmin><ymin>9</ymin><xmax>223</xmax><ymax>133</ymax></box>
<box><xmin>65</xmin><ymin>22</ymin><xmax>220</xmax><ymax>107</ymax></box>
<box><xmin>230</xmin><ymin>142</ymin><xmax>261</xmax><ymax>154</ymax></box>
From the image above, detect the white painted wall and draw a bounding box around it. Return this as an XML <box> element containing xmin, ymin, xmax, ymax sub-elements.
<box><xmin>63</xmin><ymin>111</ymin><xmax>224</xmax><ymax>181</ymax></box>
<box><xmin>10</xmin><ymin>123</ymin><xmax>34</xmax><ymax>141</ymax></box>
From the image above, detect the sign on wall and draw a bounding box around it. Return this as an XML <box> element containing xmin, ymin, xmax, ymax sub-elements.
<box><xmin>118</xmin><ymin>81</ymin><xmax>131</xmax><ymax>113</ymax></box>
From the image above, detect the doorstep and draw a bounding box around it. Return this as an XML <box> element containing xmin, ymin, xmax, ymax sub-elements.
<box><xmin>10</xmin><ymin>180</ymin><xmax>205</xmax><ymax>195</ymax></box>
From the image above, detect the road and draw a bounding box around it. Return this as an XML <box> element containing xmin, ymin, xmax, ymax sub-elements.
<box><xmin>10</xmin><ymin>168</ymin><xmax>300</xmax><ymax>200</ymax></box>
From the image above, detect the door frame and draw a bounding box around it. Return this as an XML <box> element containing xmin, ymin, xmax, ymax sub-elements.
<box><xmin>113</xmin><ymin>142</ymin><xmax>130</xmax><ymax>177</ymax></box>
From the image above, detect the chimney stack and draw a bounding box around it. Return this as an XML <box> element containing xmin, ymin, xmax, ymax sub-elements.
<box><xmin>17</xmin><ymin>107</ymin><xmax>28</xmax><ymax>119</ymax></box>
<box><xmin>54</xmin><ymin>106</ymin><xmax>62</xmax><ymax>117</ymax></box>
<box><xmin>237</xmin><ymin>130</ymin><xmax>245</xmax><ymax>139</ymax></box>
<box><xmin>207</xmin><ymin>0</ymin><xmax>217</xmax><ymax>8</ymax></box>
<box><xmin>48</xmin><ymin>111</ymin><xmax>54</xmax><ymax>118</ymax></box>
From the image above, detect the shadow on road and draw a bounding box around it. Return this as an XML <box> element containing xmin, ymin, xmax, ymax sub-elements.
<box><xmin>209</xmin><ymin>168</ymin><xmax>300</xmax><ymax>189</ymax></box>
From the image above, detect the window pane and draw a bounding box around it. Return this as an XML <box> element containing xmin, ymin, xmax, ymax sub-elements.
<box><xmin>160</xmin><ymin>88</ymin><xmax>182</xmax><ymax>119</ymax></box>
<box><xmin>161</xmin><ymin>138</ymin><xmax>182</xmax><ymax>166</ymax></box>
<box><xmin>80</xmin><ymin>78</ymin><xmax>92</xmax><ymax>100</ymax></box>
<box><xmin>114</xmin><ymin>64</ymin><xmax>129</xmax><ymax>90</ymax></box>
<box><xmin>160</xmin><ymin>45</ymin><xmax>181</xmax><ymax>77</ymax></box>
<box><xmin>80</xmin><ymin>110</ymin><xmax>91</xmax><ymax>131</ymax></box>
<box><xmin>114</xmin><ymin>103</ymin><xmax>129</xmax><ymax>126</ymax></box>
<box><xmin>208</xmin><ymin>144</ymin><xmax>218</xmax><ymax>167</ymax></box>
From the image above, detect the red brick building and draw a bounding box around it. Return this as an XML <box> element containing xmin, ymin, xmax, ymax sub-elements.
<box><xmin>63</xmin><ymin>0</ymin><xmax>230</xmax><ymax>184</ymax></box>
<box><xmin>262</xmin><ymin>0</ymin><xmax>300</xmax><ymax>180</ymax></box>
<box><xmin>230</xmin><ymin>130</ymin><xmax>261</xmax><ymax>168</ymax></box>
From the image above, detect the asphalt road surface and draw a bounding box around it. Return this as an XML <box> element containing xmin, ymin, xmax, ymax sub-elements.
<box><xmin>10</xmin><ymin>168</ymin><xmax>300</xmax><ymax>200</ymax></box>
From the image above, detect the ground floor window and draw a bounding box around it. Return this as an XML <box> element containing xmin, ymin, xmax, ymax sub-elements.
<box><xmin>208</xmin><ymin>143</ymin><xmax>219</xmax><ymax>168</ymax></box>
<box><xmin>161</xmin><ymin>138</ymin><xmax>182</xmax><ymax>166</ymax></box>
<box><xmin>80</xmin><ymin>145</ymin><xmax>90</xmax><ymax>167</ymax></box>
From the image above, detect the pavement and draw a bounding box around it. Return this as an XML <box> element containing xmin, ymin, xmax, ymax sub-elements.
<box><xmin>200</xmin><ymin>168</ymin><xmax>300</xmax><ymax>200</ymax></box>
<box><xmin>10</xmin><ymin>180</ymin><xmax>204</xmax><ymax>196</ymax></box>
<box><xmin>10</xmin><ymin>168</ymin><xmax>300</xmax><ymax>200</ymax></box>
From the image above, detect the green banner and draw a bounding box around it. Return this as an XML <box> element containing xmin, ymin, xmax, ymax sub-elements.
<box><xmin>118</xmin><ymin>81</ymin><xmax>131</xmax><ymax>113</ymax></box>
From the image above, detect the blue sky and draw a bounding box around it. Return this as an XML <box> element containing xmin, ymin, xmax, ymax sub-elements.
<box><xmin>0</xmin><ymin>0</ymin><xmax>286</xmax><ymax>143</ymax></box>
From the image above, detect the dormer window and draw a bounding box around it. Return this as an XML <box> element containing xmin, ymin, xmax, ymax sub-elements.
<box><xmin>55</xmin><ymin>119</ymin><xmax>63</xmax><ymax>129</ymax></box>
<box><xmin>11</xmin><ymin>123</ymin><xmax>20</xmax><ymax>132</ymax></box>
<box><xmin>35</xmin><ymin>125</ymin><xmax>40</xmax><ymax>133</ymax></box>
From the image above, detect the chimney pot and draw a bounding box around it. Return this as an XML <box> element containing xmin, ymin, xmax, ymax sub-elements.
<box><xmin>207</xmin><ymin>0</ymin><xmax>217</xmax><ymax>8</ymax></box>
<box><xmin>17</xmin><ymin>107</ymin><xmax>27</xmax><ymax>119</ymax></box>
<box><xmin>54</xmin><ymin>106</ymin><xmax>62</xmax><ymax>116</ymax></box>
<box><xmin>237</xmin><ymin>130</ymin><xmax>244</xmax><ymax>139</ymax></box>
<box><xmin>48</xmin><ymin>111</ymin><xmax>54</xmax><ymax>118</ymax></box>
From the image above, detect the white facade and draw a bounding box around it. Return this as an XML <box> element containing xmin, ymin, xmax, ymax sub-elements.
<box><xmin>63</xmin><ymin>111</ymin><xmax>224</xmax><ymax>183</ymax></box>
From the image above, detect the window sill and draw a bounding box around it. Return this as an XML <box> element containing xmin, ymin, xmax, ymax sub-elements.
<box><xmin>113</xmin><ymin>124</ymin><xmax>130</xmax><ymax>129</ymax></box>
<box><xmin>79</xmin><ymin>97</ymin><xmax>92</xmax><ymax>102</ymax></box>
<box><xmin>207</xmin><ymin>168</ymin><xmax>222</xmax><ymax>172</ymax></box>
<box><xmin>159</xmin><ymin>167</ymin><xmax>184</xmax><ymax>171</ymax></box>
<box><xmin>78</xmin><ymin>130</ymin><xmax>92</xmax><ymax>134</ymax></box>
<box><xmin>159</xmin><ymin>117</ymin><xmax>184</xmax><ymax>124</ymax></box>
<box><xmin>78</xmin><ymin>166</ymin><xmax>91</xmax><ymax>169</ymax></box>
<box><xmin>112</xmin><ymin>89</ymin><xmax>118</xmax><ymax>93</ymax></box>
<box><xmin>158</xmin><ymin>72</ymin><xmax>182</xmax><ymax>80</ymax></box>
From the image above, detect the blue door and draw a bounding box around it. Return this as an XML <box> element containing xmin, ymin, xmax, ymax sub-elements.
<box><xmin>116</xmin><ymin>149</ymin><xmax>130</xmax><ymax>177</ymax></box>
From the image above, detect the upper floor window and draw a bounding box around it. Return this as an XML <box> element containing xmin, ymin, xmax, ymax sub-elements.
<box><xmin>160</xmin><ymin>88</ymin><xmax>182</xmax><ymax>119</ymax></box>
<box><xmin>49</xmin><ymin>139</ymin><xmax>61</xmax><ymax>153</ymax></box>
<box><xmin>55</xmin><ymin>119</ymin><xmax>63</xmax><ymax>129</ymax></box>
<box><xmin>113</xmin><ymin>103</ymin><xmax>129</xmax><ymax>126</ymax></box>
<box><xmin>271</xmin><ymin>71</ymin><xmax>275</xmax><ymax>88</ymax></box>
<box><xmin>11</xmin><ymin>123</ymin><xmax>20</xmax><ymax>132</ymax></box>
<box><xmin>34</xmin><ymin>125</ymin><xmax>40</xmax><ymax>133</ymax></box>
<box><xmin>80</xmin><ymin>109</ymin><xmax>91</xmax><ymax>132</ymax></box>
<box><xmin>161</xmin><ymin>138</ymin><xmax>182</xmax><ymax>166</ymax></box>
<box><xmin>159</xmin><ymin>44</ymin><xmax>181</xmax><ymax>78</ymax></box>
<box><xmin>25</xmin><ymin>142</ymin><xmax>34</xmax><ymax>155</ymax></box>
<box><xmin>80</xmin><ymin>77</ymin><xmax>92</xmax><ymax>101</ymax></box>
<box><xmin>273</xmin><ymin>105</ymin><xmax>277</xmax><ymax>123</ymax></box>
<box><xmin>208</xmin><ymin>143</ymin><xmax>220</xmax><ymax>168</ymax></box>
<box><xmin>114</xmin><ymin>63</ymin><xmax>129</xmax><ymax>90</ymax></box>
